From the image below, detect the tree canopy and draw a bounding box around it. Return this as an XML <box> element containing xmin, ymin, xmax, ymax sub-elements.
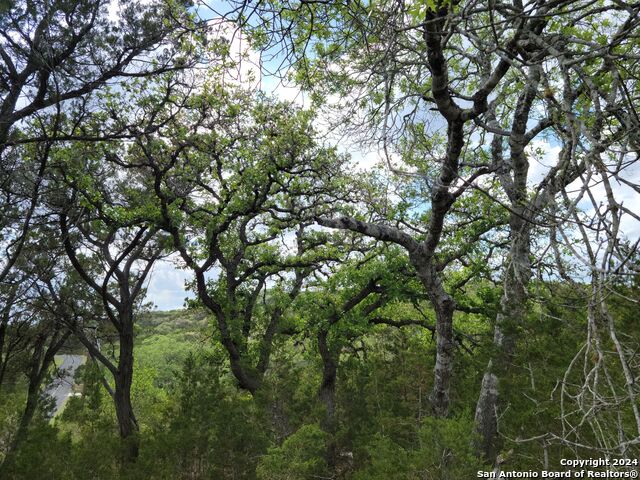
<box><xmin>1</xmin><ymin>0</ymin><xmax>639</xmax><ymax>478</ymax></box>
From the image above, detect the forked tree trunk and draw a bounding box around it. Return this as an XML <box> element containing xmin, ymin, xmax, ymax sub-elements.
<box><xmin>475</xmin><ymin>64</ymin><xmax>538</xmax><ymax>460</ymax></box>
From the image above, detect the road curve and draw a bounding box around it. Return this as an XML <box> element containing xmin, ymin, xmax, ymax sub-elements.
<box><xmin>45</xmin><ymin>354</ymin><xmax>85</xmax><ymax>417</ymax></box>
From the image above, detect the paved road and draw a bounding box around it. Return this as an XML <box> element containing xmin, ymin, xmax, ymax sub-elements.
<box><xmin>45</xmin><ymin>354</ymin><xmax>85</xmax><ymax>417</ymax></box>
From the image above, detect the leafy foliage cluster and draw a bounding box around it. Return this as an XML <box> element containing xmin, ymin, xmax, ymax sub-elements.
<box><xmin>1</xmin><ymin>0</ymin><xmax>639</xmax><ymax>478</ymax></box>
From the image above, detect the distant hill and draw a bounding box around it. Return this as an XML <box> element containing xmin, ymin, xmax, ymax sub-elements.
<box><xmin>137</xmin><ymin>309</ymin><xmax>209</xmax><ymax>338</ymax></box>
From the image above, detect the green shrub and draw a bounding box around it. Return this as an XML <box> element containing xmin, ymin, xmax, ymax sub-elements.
<box><xmin>256</xmin><ymin>424</ymin><xmax>328</xmax><ymax>480</ymax></box>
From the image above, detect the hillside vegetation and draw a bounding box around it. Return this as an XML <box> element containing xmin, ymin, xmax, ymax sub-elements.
<box><xmin>1</xmin><ymin>0</ymin><xmax>639</xmax><ymax>478</ymax></box>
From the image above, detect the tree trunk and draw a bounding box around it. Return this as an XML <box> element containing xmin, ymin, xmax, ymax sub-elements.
<box><xmin>475</xmin><ymin>217</ymin><xmax>530</xmax><ymax>460</ymax></box>
<box><xmin>317</xmin><ymin>330</ymin><xmax>337</xmax><ymax>433</ymax></box>
<box><xmin>317</xmin><ymin>329</ymin><xmax>338</xmax><ymax>470</ymax></box>
<box><xmin>411</xmin><ymin>251</ymin><xmax>456</xmax><ymax>418</ymax></box>
<box><xmin>114</xmin><ymin>327</ymin><xmax>139</xmax><ymax>463</ymax></box>
<box><xmin>0</xmin><ymin>332</ymin><xmax>64</xmax><ymax>475</ymax></box>
<box><xmin>12</xmin><ymin>372</ymin><xmax>40</xmax><ymax>449</ymax></box>
<box><xmin>430</xmin><ymin>291</ymin><xmax>455</xmax><ymax>418</ymax></box>
<box><xmin>474</xmin><ymin>364</ymin><xmax>499</xmax><ymax>460</ymax></box>
<box><xmin>0</xmin><ymin>300</ymin><xmax>11</xmax><ymax>392</ymax></box>
<box><xmin>0</xmin><ymin>363</ymin><xmax>42</xmax><ymax>474</ymax></box>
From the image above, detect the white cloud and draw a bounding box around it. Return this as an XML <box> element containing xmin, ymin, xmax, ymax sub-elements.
<box><xmin>144</xmin><ymin>257</ymin><xmax>194</xmax><ymax>310</ymax></box>
<box><xmin>261</xmin><ymin>75</ymin><xmax>306</xmax><ymax>106</ymax></box>
<box><xmin>527</xmin><ymin>139</ymin><xmax>562</xmax><ymax>186</ymax></box>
